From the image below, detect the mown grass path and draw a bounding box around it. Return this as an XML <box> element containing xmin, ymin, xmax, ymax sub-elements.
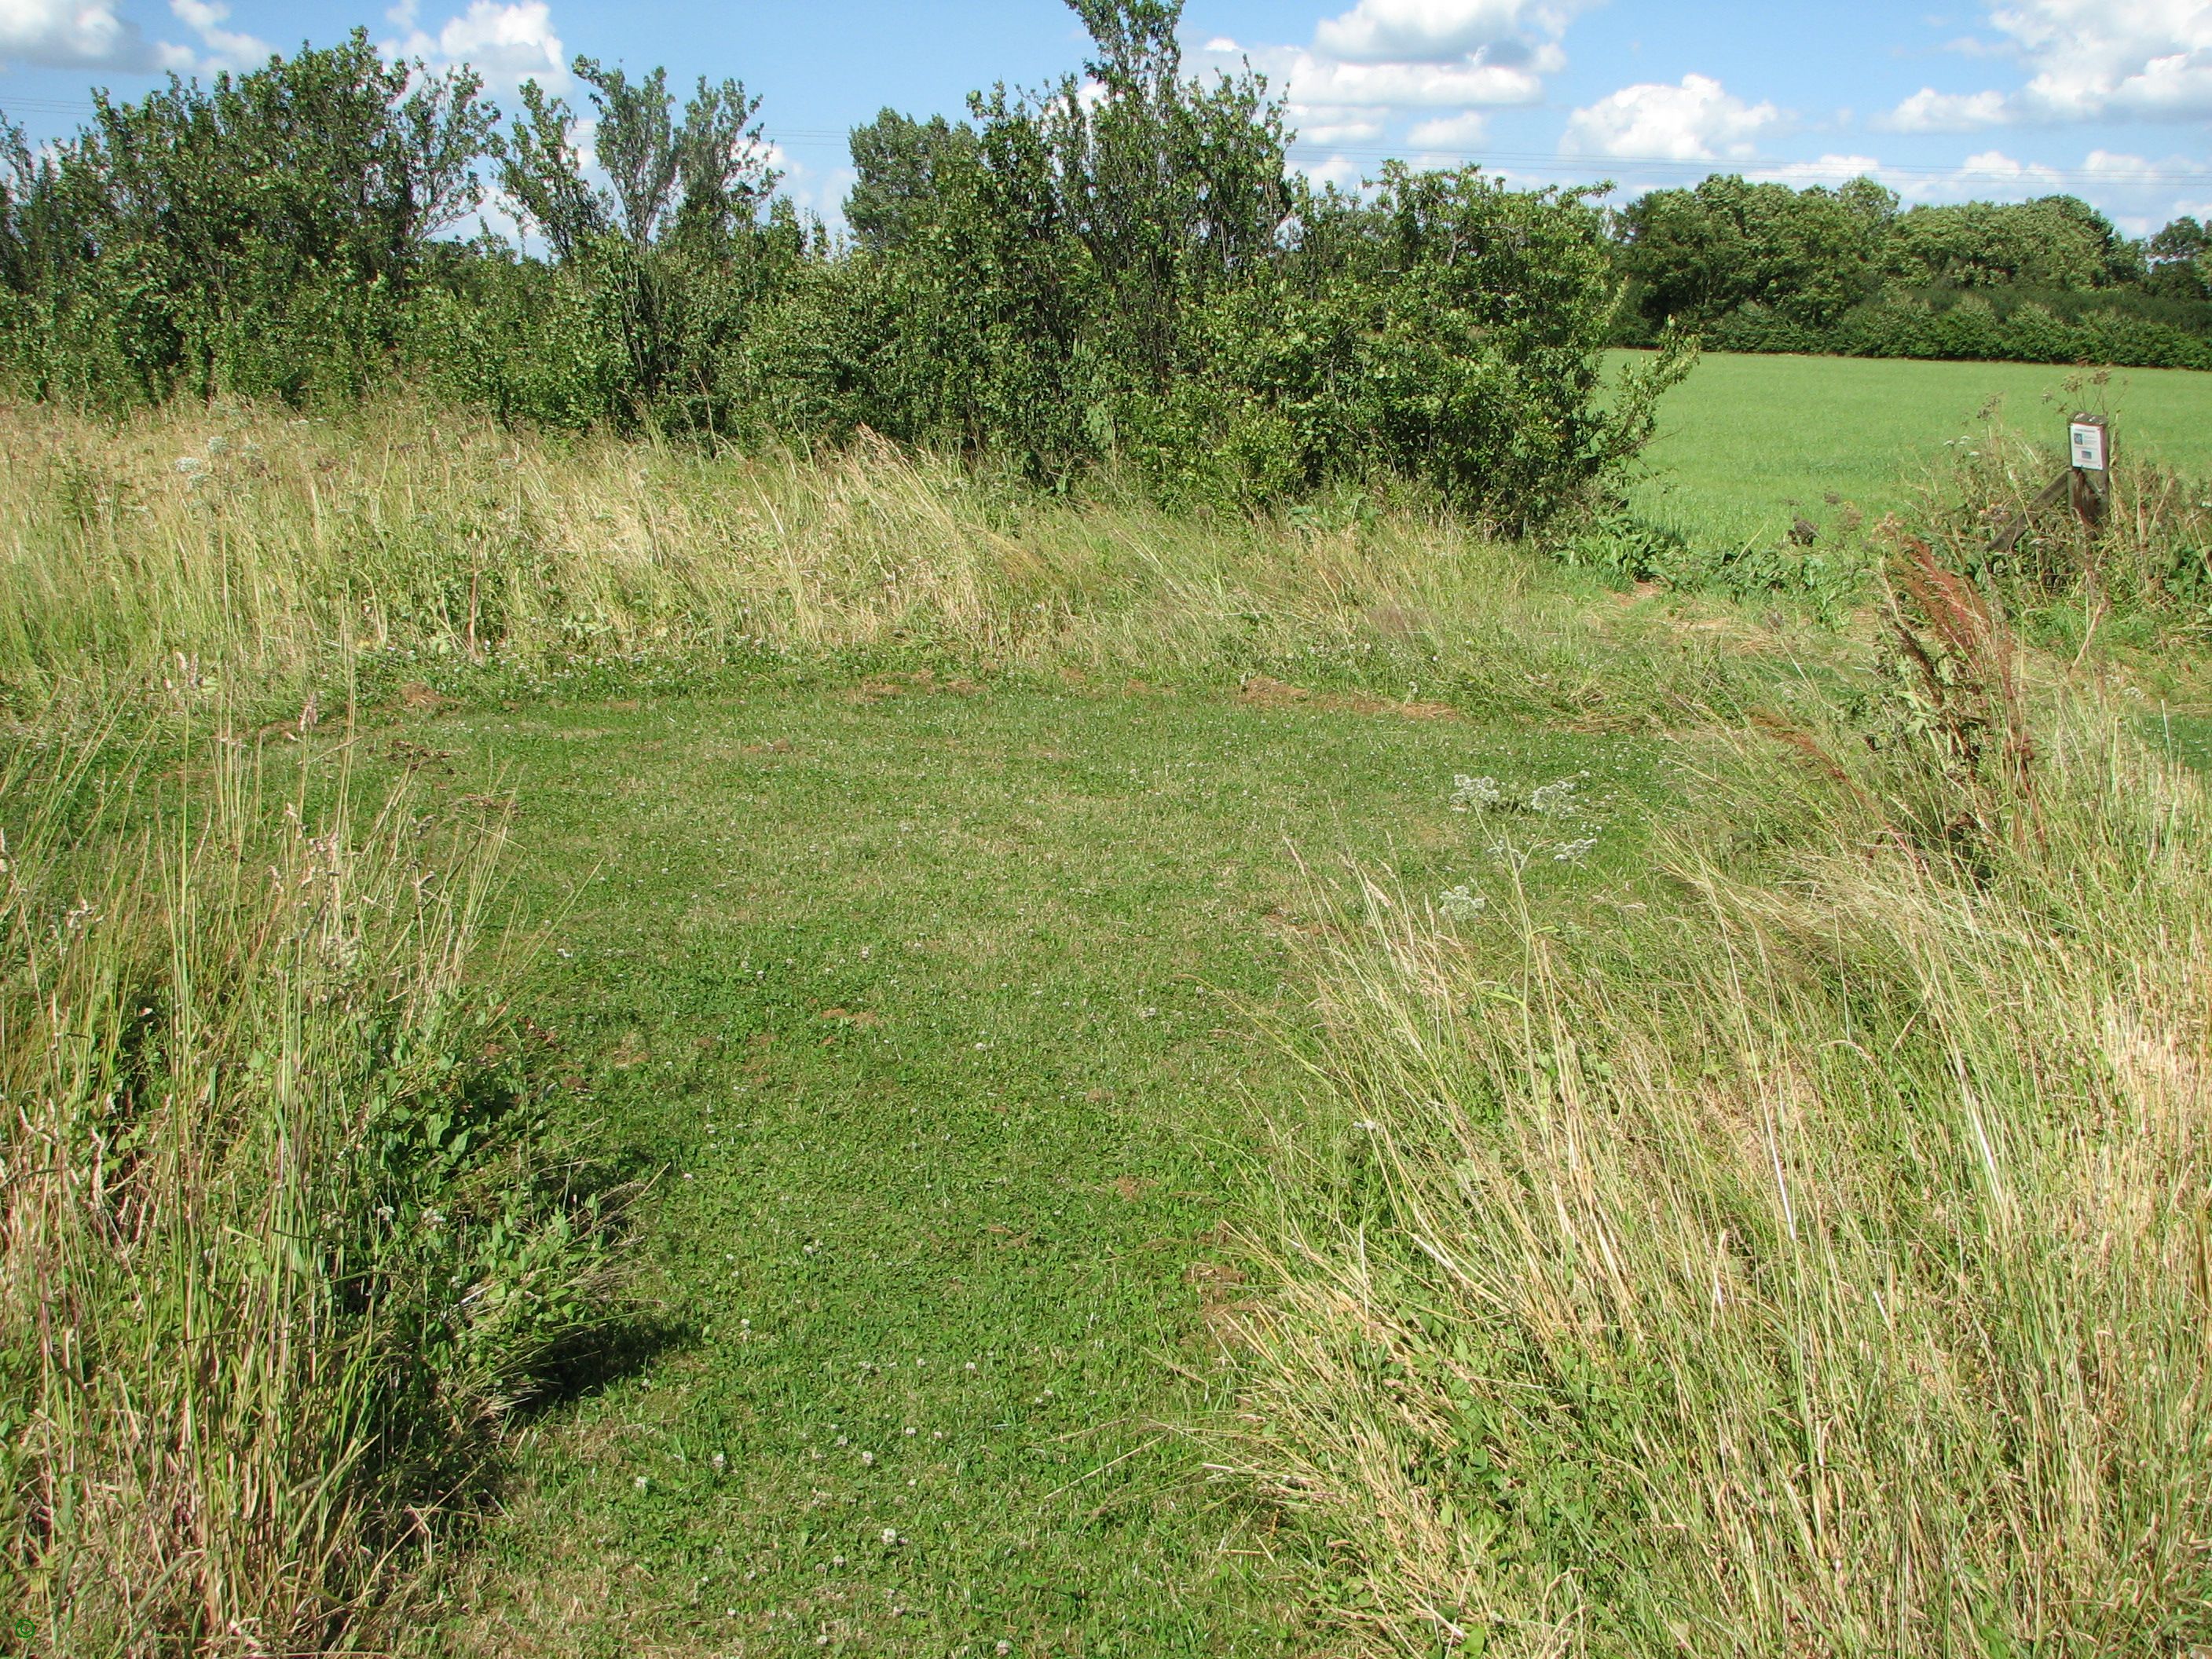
<box><xmin>395</xmin><ymin>676</ymin><xmax>1654</xmax><ymax>1657</ymax></box>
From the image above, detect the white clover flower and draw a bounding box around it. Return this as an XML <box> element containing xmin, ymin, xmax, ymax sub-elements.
<box><xmin>860</xmin><ymin>1451</ymin><xmax>874</xmax><ymax>1465</ymax></box>
<box><xmin>1437</xmin><ymin>885</ymin><xmax>1487</xmax><ymax>921</ymax></box>
<box><xmin>882</xmin><ymin>1527</ymin><xmax>899</xmax><ymax>1544</ymax></box>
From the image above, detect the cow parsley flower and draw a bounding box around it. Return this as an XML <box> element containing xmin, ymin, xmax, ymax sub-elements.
<box><xmin>1437</xmin><ymin>884</ymin><xmax>1487</xmax><ymax>920</ymax></box>
<box><xmin>1529</xmin><ymin>775</ymin><xmax>1586</xmax><ymax>817</ymax></box>
<box><xmin>1450</xmin><ymin>775</ymin><xmax>1503</xmax><ymax>812</ymax></box>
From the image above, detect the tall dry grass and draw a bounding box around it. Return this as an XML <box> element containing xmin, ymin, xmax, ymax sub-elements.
<box><xmin>1232</xmin><ymin>698</ymin><xmax>2212</xmax><ymax>1654</ymax></box>
<box><xmin>0</xmin><ymin>397</ymin><xmax>1763</xmax><ymax>725</ymax></box>
<box><xmin>0</xmin><ymin>729</ymin><xmax>617</xmax><ymax>1652</ymax></box>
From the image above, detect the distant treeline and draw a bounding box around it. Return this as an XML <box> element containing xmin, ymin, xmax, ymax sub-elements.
<box><xmin>0</xmin><ymin>0</ymin><xmax>1685</xmax><ymax>527</ymax></box>
<box><xmin>3</xmin><ymin>2</ymin><xmax>2203</xmax><ymax>524</ymax></box>
<box><xmin>1612</xmin><ymin>174</ymin><xmax>2212</xmax><ymax>369</ymax></box>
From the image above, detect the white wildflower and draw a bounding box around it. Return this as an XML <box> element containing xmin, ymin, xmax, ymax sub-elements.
<box><xmin>1437</xmin><ymin>884</ymin><xmax>1487</xmax><ymax>921</ymax></box>
<box><xmin>1449</xmin><ymin>774</ymin><xmax>1503</xmax><ymax>812</ymax></box>
<box><xmin>1529</xmin><ymin>775</ymin><xmax>1585</xmax><ymax>817</ymax></box>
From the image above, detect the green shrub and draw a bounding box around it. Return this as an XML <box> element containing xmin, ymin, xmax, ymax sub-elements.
<box><xmin>0</xmin><ymin>2</ymin><xmax>1674</xmax><ymax>527</ymax></box>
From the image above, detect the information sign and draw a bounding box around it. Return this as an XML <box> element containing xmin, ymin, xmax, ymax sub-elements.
<box><xmin>2069</xmin><ymin>416</ymin><xmax>2108</xmax><ymax>472</ymax></box>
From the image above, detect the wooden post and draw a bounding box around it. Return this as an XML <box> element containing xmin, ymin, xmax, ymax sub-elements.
<box><xmin>2068</xmin><ymin>413</ymin><xmax>2109</xmax><ymax>531</ymax></box>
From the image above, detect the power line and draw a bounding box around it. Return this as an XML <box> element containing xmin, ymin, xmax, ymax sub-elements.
<box><xmin>1</xmin><ymin>93</ymin><xmax>2199</xmax><ymax>189</ymax></box>
<box><xmin>1280</xmin><ymin>140</ymin><xmax>2210</xmax><ymax>187</ymax></box>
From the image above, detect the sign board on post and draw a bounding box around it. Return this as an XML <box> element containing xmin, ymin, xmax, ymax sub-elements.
<box><xmin>2069</xmin><ymin>415</ymin><xmax>2109</xmax><ymax>473</ymax></box>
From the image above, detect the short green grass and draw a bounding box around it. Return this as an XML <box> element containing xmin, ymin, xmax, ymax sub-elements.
<box><xmin>1614</xmin><ymin>350</ymin><xmax>2212</xmax><ymax>553</ymax></box>
<box><xmin>383</xmin><ymin>673</ymin><xmax>1663</xmax><ymax>1656</ymax></box>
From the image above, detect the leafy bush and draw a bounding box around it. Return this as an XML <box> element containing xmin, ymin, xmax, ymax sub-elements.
<box><xmin>0</xmin><ymin>1</ymin><xmax>1673</xmax><ymax>528</ymax></box>
<box><xmin>0</xmin><ymin>31</ymin><xmax>490</xmax><ymax>408</ymax></box>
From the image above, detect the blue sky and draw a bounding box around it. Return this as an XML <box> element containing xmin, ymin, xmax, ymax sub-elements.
<box><xmin>2</xmin><ymin>0</ymin><xmax>2208</xmax><ymax>235</ymax></box>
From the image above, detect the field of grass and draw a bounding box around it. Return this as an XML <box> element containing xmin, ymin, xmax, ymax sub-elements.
<box><xmin>1617</xmin><ymin>349</ymin><xmax>2212</xmax><ymax>555</ymax></box>
<box><xmin>6</xmin><ymin>387</ymin><xmax>2212</xmax><ymax>1657</ymax></box>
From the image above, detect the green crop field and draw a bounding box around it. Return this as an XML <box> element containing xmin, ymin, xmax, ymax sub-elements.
<box><xmin>1615</xmin><ymin>350</ymin><xmax>2212</xmax><ymax>555</ymax></box>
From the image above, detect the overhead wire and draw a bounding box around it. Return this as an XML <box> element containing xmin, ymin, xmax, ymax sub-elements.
<box><xmin>0</xmin><ymin>95</ymin><xmax>2199</xmax><ymax>187</ymax></box>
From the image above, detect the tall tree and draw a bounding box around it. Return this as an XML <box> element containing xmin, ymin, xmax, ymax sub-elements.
<box><xmin>845</xmin><ymin>111</ymin><xmax>978</xmax><ymax>252</ymax></box>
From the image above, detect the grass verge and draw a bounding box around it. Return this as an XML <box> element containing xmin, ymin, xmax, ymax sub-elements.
<box><xmin>1232</xmin><ymin>694</ymin><xmax>2212</xmax><ymax>1654</ymax></box>
<box><xmin>0</xmin><ymin>726</ymin><xmax>619</xmax><ymax>1651</ymax></box>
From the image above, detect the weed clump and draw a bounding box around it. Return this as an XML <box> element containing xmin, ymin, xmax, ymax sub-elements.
<box><xmin>0</xmin><ymin>730</ymin><xmax>622</xmax><ymax>1650</ymax></box>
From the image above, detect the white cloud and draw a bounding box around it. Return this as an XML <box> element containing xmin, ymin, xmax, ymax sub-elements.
<box><xmin>1562</xmin><ymin>74</ymin><xmax>1781</xmax><ymax>160</ymax></box>
<box><xmin>163</xmin><ymin>0</ymin><xmax>268</xmax><ymax>71</ymax></box>
<box><xmin>1200</xmin><ymin>0</ymin><xmax>1584</xmax><ymax>152</ymax></box>
<box><xmin>1313</xmin><ymin>0</ymin><xmax>1584</xmax><ymax>63</ymax></box>
<box><xmin>0</xmin><ymin>0</ymin><xmax>154</xmax><ymax>68</ymax></box>
<box><xmin>1300</xmin><ymin>152</ymin><xmax>1372</xmax><ymax>193</ymax></box>
<box><xmin>1265</xmin><ymin>49</ymin><xmax>1553</xmax><ymax>108</ymax></box>
<box><xmin>1747</xmin><ymin>152</ymin><xmax>1888</xmax><ymax>186</ymax></box>
<box><xmin>1406</xmin><ymin>108</ymin><xmax>1489</xmax><ymax>148</ymax></box>
<box><xmin>1930</xmin><ymin>148</ymin><xmax>2210</xmax><ymax>228</ymax></box>
<box><xmin>1882</xmin><ymin>87</ymin><xmax>2010</xmax><ymax>131</ymax></box>
<box><xmin>1882</xmin><ymin>0</ymin><xmax>2212</xmax><ymax>128</ymax></box>
<box><xmin>386</xmin><ymin>0</ymin><xmax>566</xmax><ymax>95</ymax></box>
<box><xmin>1291</xmin><ymin>105</ymin><xmax>1388</xmax><ymax>144</ymax></box>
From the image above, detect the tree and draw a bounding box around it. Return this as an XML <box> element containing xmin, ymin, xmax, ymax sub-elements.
<box><xmin>1884</xmin><ymin>196</ymin><xmax>2134</xmax><ymax>290</ymax></box>
<box><xmin>495</xmin><ymin>60</ymin><xmax>775</xmax><ymax>259</ymax></box>
<box><xmin>1045</xmin><ymin>0</ymin><xmax>1291</xmax><ymax>388</ymax></box>
<box><xmin>493</xmin><ymin>80</ymin><xmax>601</xmax><ymax>260</ymax></box>
<box><xmin>10</xmin><ymin>31</ymin><xmax>495</xmax><ymax>401</ymax></box>
<box><xmin>1616</xmin><ymin>174</ymin><xmax>1894</xmax><ymax>329</ymax></box>
<box><xmin>2146</xmin><ymin>216</ymin><xmax>2210</xmax><ymax>302</ymax></box>
<box><xmin>845</xmin><ymin>111</ymin><xmax>978</xmax><ymax>252</ymax></box>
